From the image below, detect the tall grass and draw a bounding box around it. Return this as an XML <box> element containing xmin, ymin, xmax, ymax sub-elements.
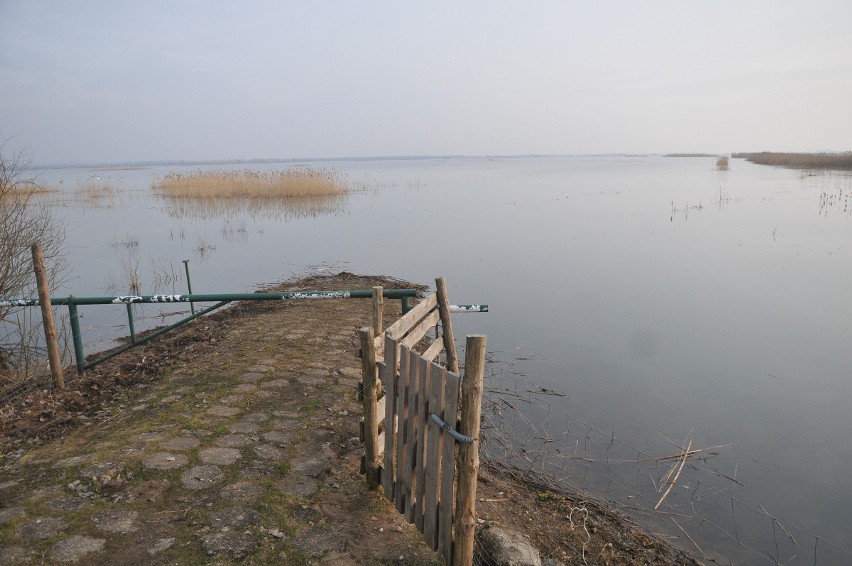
<box><xmin>152</xmin><ymin>168</ymin><xmax>348</xmax><ymax>199</ymax></box>
<box><xmin>732</xmin><ymin>152</ymin><xmax>852</xmax><ymax>171</ymax></box>
<box><xmin>716</xmin><ymin>156</ymin><xmax>729</xmax><ymax>171</ymax></box>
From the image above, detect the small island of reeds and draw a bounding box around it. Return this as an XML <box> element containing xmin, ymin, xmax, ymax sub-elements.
<box><xmin>151</xmin><ymin>168</ymin><xmax>348</xmax><ymax>199</ymax></box>
<box><xmin>732</xmin><ymin>152</ymin><xmax>852</xmax><ymax>171</ymax></box>
<box><xmin>716</xmin><ymin>156</ymin><xmax>729</xmax><ymax>170</ymax></box>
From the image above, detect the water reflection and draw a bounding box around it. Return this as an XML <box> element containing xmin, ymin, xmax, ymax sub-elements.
<box><xmin>24</xmin><ymin>156</ymin><xmax>852</xmax><ymax>564</ymax></box>
<box><xmin>157</xmin><ymin>193</ymin><xmax>350</xmax><ymax>220</ymax></box>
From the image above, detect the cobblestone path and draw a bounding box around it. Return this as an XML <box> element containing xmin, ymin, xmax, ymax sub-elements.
<box><xmin>0</xmin><ymin>276</ymin><xmax>441</xmax><ymax>564</ymax></box>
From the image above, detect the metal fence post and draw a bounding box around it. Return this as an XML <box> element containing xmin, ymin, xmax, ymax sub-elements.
<box><xmin>183</xmin><ymin>259</ymin><xmax>195</xmax><ymax>315</ymax></box>
<box><xmin>126</xmin><ymin>303</ymin><xmax>136</xmax><ymax>344</ymax></box>
<box><xmin>67</xmin><ymin>300</ymin><xmax>85</xmax><ymax>374</ymax></box>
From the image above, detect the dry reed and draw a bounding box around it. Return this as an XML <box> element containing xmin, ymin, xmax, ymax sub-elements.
<box><xmin>0</xmin><ymin>180</ymin><xmax>55</xmax><ymax>200</ymax></box>
<box><xmin>733</xmin><ymin>152</ymin><xmax>852</xmax><ymax>170</ymax></box>
<box><xmin>151</xmin><ymin>168</ymin><xmax>348</xmax><ymax>199</ymax></box>
<box><xmin>716</xmin><ymin>156</ymin><xmax>729</xmax><ymax>171</ymax></box>
<box><xmin>75</xmin><ymin>178</ymin><xmax>117</xmax><ymax>206</ymax></box>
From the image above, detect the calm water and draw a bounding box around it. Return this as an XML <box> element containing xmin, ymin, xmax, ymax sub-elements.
<box><xmin>31</xmin><ymin>156</ymin><xmax>852</xmax><ymax>563</ymax></box>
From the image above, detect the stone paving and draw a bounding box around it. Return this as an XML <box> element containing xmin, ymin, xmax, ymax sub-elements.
<box><xmin>0</xmin><ymin>284</ymin><xmax>442</xmax><ymax>565</ymax></box>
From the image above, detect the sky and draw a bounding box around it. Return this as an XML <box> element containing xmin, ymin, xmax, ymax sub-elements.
<box><xmin>1</xmin><ymin>1</ymin><xmax>851</xmax><ymax>165</ymax></box>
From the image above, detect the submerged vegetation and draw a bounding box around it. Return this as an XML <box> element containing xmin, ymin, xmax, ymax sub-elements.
<box><xmin>151</xmin><ymin>168</ymin><xmax>348</xmax><ymax>199</ymax></box>
<box><xmin>733</xmin><ymin>152</ymin><xmax>852</xmax><ymax>170</ymax></box>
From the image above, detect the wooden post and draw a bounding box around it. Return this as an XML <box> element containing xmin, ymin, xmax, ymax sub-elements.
<box><xmin>31</xmin><ymin>242</ymin><xmax>64</xmax><ymax>389</ymax></box>
<box><xmin>372</xmin><ymin>286</ymin><xmax>383</xmax><ymax>335</ymax></box>
<box><xmin>435</xmin><ymin>277</ymin><xmax>459</xmax><ymax>374</ymax></box>
<box><xmin>382</xmin><ymin>334</ymin><xmax>399</xmax><ymax>498</ymax></box>
<box><xmin>453</xmin><ymin>334</ymin><xmax>486</xmax><ymax>566</ymax></box>
<box><xmin>359</xmin><ymin>327</ymin><xmax>381</xmax><ymax>490</ymax></box>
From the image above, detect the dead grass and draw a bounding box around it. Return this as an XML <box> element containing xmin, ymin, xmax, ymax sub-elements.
<box><xmin>733</xmin><ymin>152</ymin><xmax>852</xmax><ymax>170</ymax></box>
<box><xmin>151</xmin><ymin>168</ymin><xmax>348</xmax><ymax>199</ymax></box>
<box><xmin>716</xmin><ymin>156</ymin><xmax>729</xmax><ymax>170</ymax></box>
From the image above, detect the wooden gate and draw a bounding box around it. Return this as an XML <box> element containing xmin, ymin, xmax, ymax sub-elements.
<box><xmin>359</xmin><ymin>278</ymin><xmax>485</xmax><ymax>566</ymax></box>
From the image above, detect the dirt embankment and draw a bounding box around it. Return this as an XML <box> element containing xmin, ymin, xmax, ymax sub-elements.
<box><xmin>0</xmin><ymin>273</ymin><xmax>698</xmax><ymax>565</ymax></box>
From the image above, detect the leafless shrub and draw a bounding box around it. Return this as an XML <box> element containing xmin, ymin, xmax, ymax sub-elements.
<box><xmin>0</xmin><ymin>142</ymin><xmax>66</xmax><ymax>384</ymax></box>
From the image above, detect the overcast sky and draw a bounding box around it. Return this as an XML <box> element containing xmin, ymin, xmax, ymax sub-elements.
<box><xmin>1</xmin><ymin>1</ymin><xmax>850</xmax><ymax>165</ymax></box>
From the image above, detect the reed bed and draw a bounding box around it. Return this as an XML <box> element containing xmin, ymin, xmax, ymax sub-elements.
<box><xmin>716</xmin><ymin>156</ymin><xmax>729</xmax><ymax>171</ymax></box>
<box><xmin>0</xmin><ymin>181</ymin><xmax>55</xmax><ymax>201</ymax></box>
<box><xmin>733</xmin><ymin>152</ymin><xmax>852</xmax><ymax>170</ymax></box>
<box><xmin>161</xmin><ymin>193</ymin><xmax>348</xmax><ymax>221</ymax></box>
<box><xmin>75</xmin><ymin>179</ymin><xmax>118</xmax><ymax>207</ymax></box>
<box><xmin>152</xmin><ymin>168</ymin><xmax>348</xmax><ymax>199</ymax></box>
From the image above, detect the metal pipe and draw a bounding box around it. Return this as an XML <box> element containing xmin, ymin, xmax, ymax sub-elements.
<box><xmin>449</xmin><ymin>304</ymin><xmax>489</xmax><ymax>313</ymax></box>
<box><xmin>68</xmin><ymin>300</ymin><xmax>85</xmax><ymax>374</ymax></box>
<box><xmin>430</xmin><ymin>413</ymin><xmax>475</xmax><ymax>445</ymax></box>
<box><xmin>126</xmin><ymin>303</ymin><xmax>136</xmax><ymax>344</ymax></box>
<box><xmin>83</xmin><ymin>300</ymin><xmax>231</xmax><ymax>370</ymax></box>
<box><xmin>182</xmin><ymin>259</ymin><xmax>195</xmax><ymax>315</ymax></box>
<box><xmin>0</xmin><ymin>288</ymin><xmax>420</xmax><ymax>307</ymax></box>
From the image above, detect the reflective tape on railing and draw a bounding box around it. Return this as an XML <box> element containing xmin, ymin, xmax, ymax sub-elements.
<box><xmin>0</xmin><ymin>288</ymin><xmax>420</xmax><ymax>307</ymax></box>
<box><xmin>449</xmin><ymin>304</ymin><xmax>488</xmax><ymax>313</ymax></box>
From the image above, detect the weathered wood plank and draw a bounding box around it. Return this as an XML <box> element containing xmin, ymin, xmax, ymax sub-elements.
<box><xmin>382</xmin><ymin>336</ymin><xmax>398</xmax><ymax>499</ymax></box>
<box><xmin>400</xmin><ymin>309</ymin><xmax>441</xmax><ymax>350</ymax></box>
<box><xmin>435</xmin><ymin>277</ymin><xmax>459</xmax><ymax>374</ymax></box>
<box><xmin>359</xmin><ymin>327</ymin><xmax>381</xmax><ymax>490</ymax></box>
<box><xmin>439</xmin><ymin>368</ymin><xmax>461</xmax><ymax>561</ymax></box>
<box><xmin>395</xmin><ymin>344</ymin><xmax>411</xmax><ymax>513</ymax></box>
<box><xmin>414</xmin><ymin>354</ymin><xmax>430</xmax><ymax>533</ymax></box>
<box><xmin>404</xmin><ymin>348</ymin><xmax>420</xmax><ymax>523</ymax></box>
<box><xmin>453</xmin><ymin>335</ymin><xmax>486</xmax><ymax>566</ymax></box>
<box><xmin>422</xmin><ymin>338</ymin><xmax>445</xmax><ymax>363</ymax></box>
<box><xmin>376</xmin><ymin>395</ymin><xmax>386</xmax><ymax>427</ymax></box>
<box><xmin>384</xmin><ymin>293</ymin><xmax>438</xmax><ymax>340</ymax></box>
<box><xmin>423</xmin><ymin>362</ymin><xmax>446</xmax><ymax>550</ymax></box>
<box><xmin>372</xmin><ymin>286</ymin><xmax>383</xmax><ymax>336</ymax></box>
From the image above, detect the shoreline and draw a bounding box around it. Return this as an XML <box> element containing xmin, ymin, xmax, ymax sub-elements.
<box><xmin>732</xmin><ymin>151</ymin><xmax>852</xmax><ymax>170</ymax></box>
<box><xmin>0</xmin><ymin>272</ymin><xmax>698</xmax><ymax>564</ymax></box>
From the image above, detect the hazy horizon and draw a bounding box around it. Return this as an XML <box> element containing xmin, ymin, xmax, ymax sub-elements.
<box><xmin>25</xmin><ymin>152</ymin><xmax>726</xmax><ymax>170</ymax></box>
<box><xmin>2</xmin><ymin>1</ymin><xmax>851</xmax><ymax>165</ymax></box>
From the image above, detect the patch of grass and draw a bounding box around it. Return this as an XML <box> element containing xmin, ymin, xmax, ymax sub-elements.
<box><xmin>345</xmin><ymin>488</ymin><xmax>386</xmax><ymax>516</ymax></box>
<box><xmin>301</xmin><ymin>399</ymin><xmax>320</xmax><ymax>414</ymax></box>
<box><xmin>152</xmin><ymin>168</ymin><xmax>348</xmax><ymax>199</ymax></box>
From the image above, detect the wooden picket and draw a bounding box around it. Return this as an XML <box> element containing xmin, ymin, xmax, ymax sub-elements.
<box><xmin>358</xmin><ymin>277</ymin><xmax>485</xmax><ymax>566</ymax></box>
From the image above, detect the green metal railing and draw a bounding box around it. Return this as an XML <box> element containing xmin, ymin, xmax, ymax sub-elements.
<box><xmin>1</xmin><ymin>289</ymin><xmax>421</xmax><ymax>373</ymax></box>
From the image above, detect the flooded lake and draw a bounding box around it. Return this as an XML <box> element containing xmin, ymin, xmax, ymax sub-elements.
<box><xmin>29</xmin><ymin>155</ymin><xmax>852</xmax><ymax>563</ymax></box>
